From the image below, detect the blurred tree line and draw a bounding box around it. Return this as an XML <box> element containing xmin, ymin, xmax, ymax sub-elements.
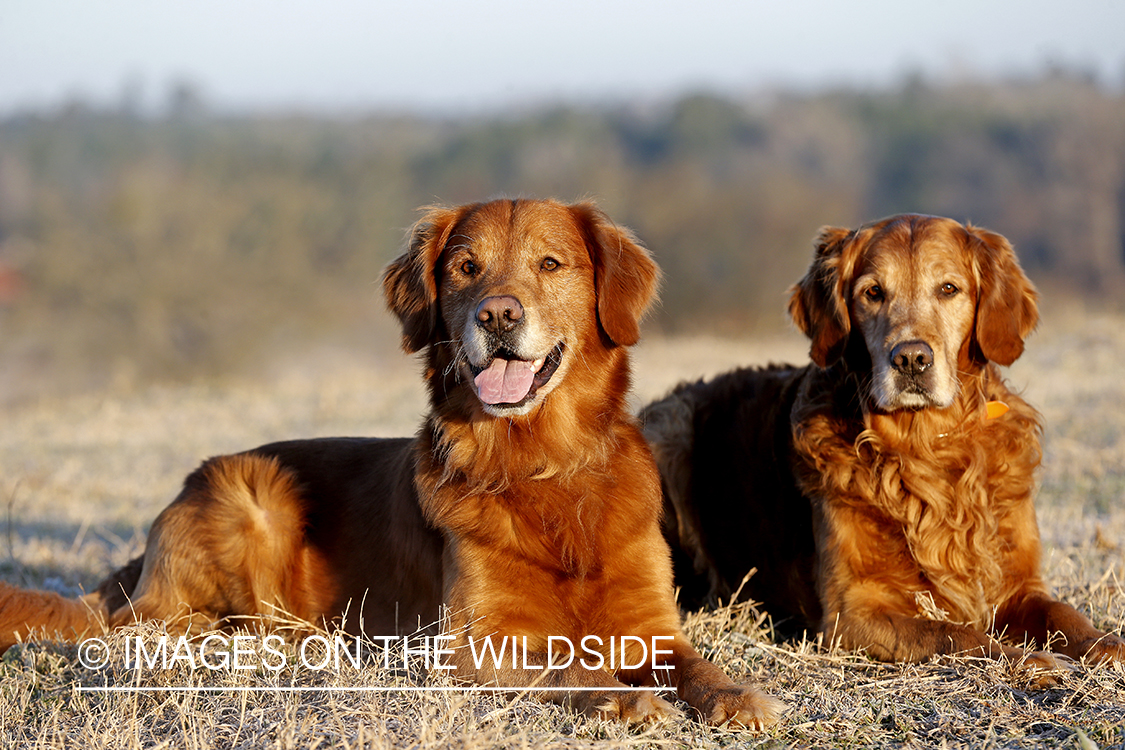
<box><xmin>1</xmin><ymin>71</ymin><xmax>1123</xmax><ymax>399</ymax></box>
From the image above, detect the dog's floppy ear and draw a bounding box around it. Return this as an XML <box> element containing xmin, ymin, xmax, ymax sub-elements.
<box><xmin>966</xmin><ymin>225</ymin><xmax>1038</xmax><ymax>366</ymax></box>
<box><xmin>788</xmin><ymin>226</ymin><xmax>855</xmax><ymax>367</ymax></box>
<box><xmin>571</xmin><ymin>202</ymin><xmax>660</xmax><ymax>347</ymax></box>
<box><xmin>382</xmin><ymin>205</ymin><xmax>468</xmax><ymax>353</ymax></box>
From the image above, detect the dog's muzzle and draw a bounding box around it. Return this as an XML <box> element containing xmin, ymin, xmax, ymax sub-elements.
<box><xmin>467</xmin><ymin>295</ymin><xmax>564</xmax><ymax>408</ymax></box>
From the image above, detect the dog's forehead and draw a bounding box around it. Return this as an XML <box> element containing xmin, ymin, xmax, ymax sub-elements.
<box><xmin>452</xmin><ymin>201</ymin><xmax>587</xmax><ymax>261</ymax></box>
<box><xmin>859</xmin><ymin>216</ymin><xmax>972</xmax><ymax>278</ymax></box>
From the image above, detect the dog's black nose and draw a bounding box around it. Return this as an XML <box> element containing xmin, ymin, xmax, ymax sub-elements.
<box><xmin>890</xmin><ymin>340</ymin><xmax>933</xmax><ymax>375</ymax></box>
<box><xmin>476</xmin><ymin>295</ymin><xmax>524</xmax><ymax>334</ymax></box>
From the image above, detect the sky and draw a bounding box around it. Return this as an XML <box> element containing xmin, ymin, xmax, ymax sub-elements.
<box><xmin>2</xmin><ymin>0</ymin><xmax>1123</xmax><ymax>115</ymax></box>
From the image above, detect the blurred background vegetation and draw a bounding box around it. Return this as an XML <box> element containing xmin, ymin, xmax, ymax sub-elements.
<box><xmin>1</xmin><ymin>71</ymin><xmax>1124</xmax><ymax>403</ymax></box>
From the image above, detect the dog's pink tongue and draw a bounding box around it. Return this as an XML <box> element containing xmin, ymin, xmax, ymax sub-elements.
<box><xmin>474</xmin><ymin>359</ymin><xmax>536</xmax><ymax>405</ymax></box>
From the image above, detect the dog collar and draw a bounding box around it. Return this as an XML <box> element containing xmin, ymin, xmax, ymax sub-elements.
<box><xmin>936</xmin><ymin>400</ymin><xmax>1008</xmax><ymax>439</ymax></box>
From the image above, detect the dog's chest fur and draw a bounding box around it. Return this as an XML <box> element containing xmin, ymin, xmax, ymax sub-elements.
<box><xmin>795</xmin><ymin>369</ymin><xmax>1041</xmax><ymax>629</ymax></box>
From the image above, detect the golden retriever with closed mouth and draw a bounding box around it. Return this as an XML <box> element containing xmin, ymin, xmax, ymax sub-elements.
<box><xmin>0</xmin><ymin>198</ymin><xmax>784</xmax><ymax>728</ymax></box>
<box><xmin>643</xmin><ymin>214</ymin><xmax>1125</xmax><ymax>676</ymax></box>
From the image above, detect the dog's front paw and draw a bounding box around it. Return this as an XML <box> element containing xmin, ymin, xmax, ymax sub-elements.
<box><xmin>1076</xmin><ymin>633</ymin><xmax>1125</xmax><ymax>664</ymax></box>
<box><xmin>588</xmin><ymin>690</ymin><xmax>684</xmax><ymax>724</ymax></box>
<box><xmin>694</xmin><ymin>685</ymin><xmax>787</xmax><ymax>730</ymax></box>
<box><xmin>1015</xmin><ymin>650</ymin><xmax>1077</xmax><ymax>688</ymax></box>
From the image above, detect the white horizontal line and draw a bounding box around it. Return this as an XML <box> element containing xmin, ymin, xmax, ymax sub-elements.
<box><xmin>77</xmin><ymin>685</ymin><xmax>673</xmax><ymax>693</ymax></box>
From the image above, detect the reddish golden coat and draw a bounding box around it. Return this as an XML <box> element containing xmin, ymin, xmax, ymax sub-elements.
<box><xmin>646</xmin><ymin>215</ymin><xmax>1125</xmax><ymax>671</ymax></box>
<box><xmin>385</xmin><ymin>199</ymin><xmax>784</xmax><ymax>725</ymax></box>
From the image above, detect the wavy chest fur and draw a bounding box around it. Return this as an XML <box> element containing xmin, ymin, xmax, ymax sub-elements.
<box><xmin>794</xmin><ymin>365</ymin><xmax>1042</xmax><ymax>627</ymax></box>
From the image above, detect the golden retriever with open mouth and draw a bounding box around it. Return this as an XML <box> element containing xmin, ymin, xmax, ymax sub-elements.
<box><xmin>385</xmin><ymin>198</ymin><xmax>783</xmax><ymax>725</ymax></box>
<box><xmin>643</xmin><ymin>214</ymin><xmax>1125</xmax><ymax>673</ymax></box>
<box><xmin>0</xmin><ymin>198</ymin><xmax>783</xmax><ymax>728</ymax></box>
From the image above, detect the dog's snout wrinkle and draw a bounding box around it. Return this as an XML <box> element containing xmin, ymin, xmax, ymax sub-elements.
<box><xmin>476</xmin><ymin>295</ymin><xmax>524</xmax><ymax>335</ymax></box>
<box><xmin>890</xmin><ymin>340</ymin><xmax>934</xmax><ymax>376</ymax></box>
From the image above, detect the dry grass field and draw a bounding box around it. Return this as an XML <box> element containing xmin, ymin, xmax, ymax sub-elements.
<box><xmin>2</xmin><ymin>297</ymin><xmax>1124</xmax><ymax>749</ymax></box>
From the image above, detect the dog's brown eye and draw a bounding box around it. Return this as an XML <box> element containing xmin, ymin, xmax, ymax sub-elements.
<box><xmin>460</xmin><ymin>259</ymin><xmax>477</xmax><ymax>276</ymax></box>
<box><xmin>940</xmin><ymin>282</ymin><xmax>959</xmax><ymax>296</ymax></box>
<box><xmin>864</xmin><ymin>285</ymin><xmax>884</xmax><ymax>302</ymax></box>
<box><xmin>540</xmin><ymin>257</ymin><xmax>560</xmax><ymax>272</ymax></box>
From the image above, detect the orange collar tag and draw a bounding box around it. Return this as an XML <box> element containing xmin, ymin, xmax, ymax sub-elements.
<box><xmin>985</xmin><ymin>401</ymin><xmax>1009</xmax><ymax>420</ymax></box>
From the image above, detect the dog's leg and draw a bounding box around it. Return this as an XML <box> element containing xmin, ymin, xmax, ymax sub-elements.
<box><xmin>828</xmin><ymin>606</ymin><xmax>1005</xmax><ymax>661</ymax></box>
<box><xmin>826</xmin><ymin>607</ymin><xmax>1073</xmax><ymax>686</ymax></box>
<box><xmin>1000</xmin><ymin>591</ymin><xmax>1125</xmax><ymax>663</ymax></box>
<box><xmin>652</xmin><ymin>634</ymin><xmax>785</xmax><ymax>729</ymax></box>
<box><xmin>467</xmin><ymin>648</ymin><xmax>683</xmax><ymax>723</ymax></box>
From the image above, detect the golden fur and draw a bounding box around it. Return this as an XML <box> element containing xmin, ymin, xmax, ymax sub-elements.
<box><xmin>1</xmin><ymin>435</ymin><xmax>441</xmax><ymax>646</ymax></box>
<box><xmin>384</xmin><ymin>198</ymin><xmax>783</xmax><ymax>725</ymax></box>
<box><xmin>644</xmin><ymin>214</ymin><xmax>1125</xmax><ymax>671</ymax></box>
<box><xmin>0</xmin><ymin>198</ymin><xmax>784</xmax><ymax>727</ymax></box>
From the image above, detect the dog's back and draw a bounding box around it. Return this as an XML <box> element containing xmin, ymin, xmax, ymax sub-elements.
<box><xmin>641</xmin><ymin>364</ymin><xmax>820</xmax><ymax>633</ymax></box>
<box><xmin>1</xmin><ymin>436</ymin><xmax>444</xmax><ymax>650</ymax></box>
